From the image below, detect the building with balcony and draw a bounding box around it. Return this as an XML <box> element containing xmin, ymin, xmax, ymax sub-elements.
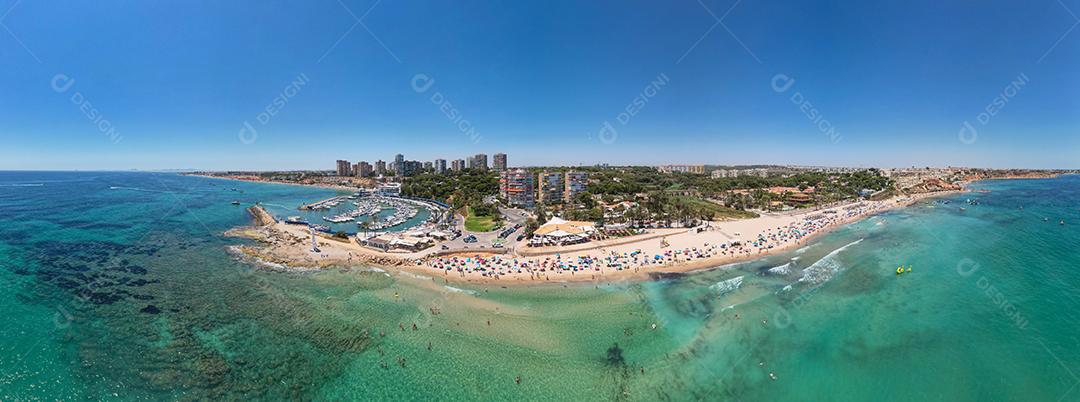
<box><xmin>537</xmin><ymin>171</ymin><xmax>564</xmax><ymax>204</ymax></box>
<box><xmin>500</xmin><ymin>169</ymin><xmax>535</xmax><ymax>208</ymax></box>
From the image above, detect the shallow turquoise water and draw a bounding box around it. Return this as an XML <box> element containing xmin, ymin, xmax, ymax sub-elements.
<box><xmin>1</xmin><ymin>172</ymin><xmax>1078</xmax><ymax>400</ymax></box>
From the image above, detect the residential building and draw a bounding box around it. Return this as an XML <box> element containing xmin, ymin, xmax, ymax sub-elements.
<box><xmin>375</xmin><ymin>160</ymin><xmax>386</xmax><ymax>175</ymax></box>
<box><xmin>335</xmin><ymin>160</ymin><xmax>351</xmax><ymax>176</ymax></box>
<box><xmin>564</xmin><ymin>171</ymin><xmax>588</xmax><ymax>203</ymax></box>
<box><xmin>712</xmin><ymin>168</ymin><xmax>770</xmax><ymax>178</ymax></box>
<box><xmin>377</xmin><ymin>183</ymin><xmax>401</xmax><ymax>196</ymax></box>
<box><xmin>353</xmin><ymin>162</ymin><xmax>362</xmax><ymax>177</ymax></box>
<box><xmin>537</xmin><ymin>171</ymin><xmax>564</xmax><ymax>204</ymax></box>
<box><xmin>451</xmin><ymin>159</ymin><xmax>465</xmax><ymax>171</ymax></box>
<box><xmin>358</xmin><ymin>161</ymin><xmax>373</xmax><ymax>177</ymax></box>
<box><xmin>500</xmin><ymin>169</ymin><xmax>535</xmax><ymax>208</ymax></box>
<box><xmin>393</xmin><ymin>154</ymin><xmax>405</xmax><ymax>176</ymax></box>
<box><xmin>404</xmin><ymin>160</ymin><xmax>422</xmax><ymax>176</ymax></box>
<box><xmin>423</xmin><ymin>161</ymin><xmax>433</xmax><ymax>171</ymax></box>
<box><xmin>493</xmin><ymin>153</ymin><xmax>507</xmax><ymax>172</ymax></box>
<box><xmin>471</xmin><ymin>153</ymin><xmax>488</xmax><ymax>170</ymax></box>
<box><xmin>657</xmin><ymin>165</ymin><xmax>705</xmax><ymax>174</ymax></box>
<box><xmin>434</xmin><ymin>159</ymin><xmax>447</xmax><ymax>174</ymax></box>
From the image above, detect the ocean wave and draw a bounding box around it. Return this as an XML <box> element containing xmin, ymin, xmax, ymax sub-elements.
<box><xmin>710</xmin><ymin>275</ymin><xmax>744</xmax><ymax>296</ymax></box>
<box><xmin>797</xmin><ymin>239</ymin><xmax>864</xmax><ymax>285</ymax></box>
<box><xmin>109</xmin><ymin>186</ymin><xmax>172</xmax><ymax>193</ymax></box>
<box><xmin>766</xmin><ymin>262</ymin><xmax>792</xmax><ymax>275</ymax></box>
<box><xmin>398</xmin><ymin>271</ymin><xmax>432</xmax><ymax>281</ymax></box>
<box><xmin>795</xmin><ymin>244</ymin><xmax>817</xmax><ymax>254</ymax></box>
<box><xmin>443</xmin><ymin>286</ymin><xmax>478</xmax><ymax>295</ymax></box>
<box><xmin>0</xmin><ymin>183</ymin><xmax>44</xmax><ymax>187</ymax></box>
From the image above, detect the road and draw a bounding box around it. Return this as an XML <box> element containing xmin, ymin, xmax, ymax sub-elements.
<box><xmin>435</xmin><ymin>206</ymin><xmax>529</xmax><ymax>254</ymax></box>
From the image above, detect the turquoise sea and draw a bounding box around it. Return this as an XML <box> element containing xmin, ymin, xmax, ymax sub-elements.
<box><xmin>1</xmin><ymin>171</ymin><xmax>1078</xmax><ymax>401</ymax></box>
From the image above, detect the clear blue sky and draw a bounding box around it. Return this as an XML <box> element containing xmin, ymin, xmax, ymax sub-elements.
<box><xmin>1</xmin><ymin>0</ymin><xmax>1077</xmax><ymax>170</ymax></box>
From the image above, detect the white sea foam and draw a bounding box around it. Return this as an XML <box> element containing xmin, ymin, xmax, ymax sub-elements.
<box><xmin>710</xmin><ymin>275</ymin><xmax>744</xmax><ymax>296</ymax></box>
<box><xmin>398</xmin><ymin>271</ymin><xmax>431</xmax><ymax>281</ymax></box>
<box><xmin>109</xmin><ymin>186</ymin><xmax>170</xmax><ymax>193</ymax></box>
<box><xmin>795</xmin><ymin>244</ymin><xmax>817</xmax><ymax>254</ymax></box>
<box><xmin>766</xmin><ymin>262</ymin><xmax>793</xmax><ymax>275</ymax></box>
<box><xmin>443</xmin><ymin>286</ymin><xmax>478</xmax><ymax>295</ymax></box>
<box><xmin>798</xmin><ymin>239</ymin><xmax>864</xmax><ymax>285</ymax></box>
<box><xmin>0</xmin><ymin>183</ymin><xmax>44</xmax><ymax>187</ymax></box>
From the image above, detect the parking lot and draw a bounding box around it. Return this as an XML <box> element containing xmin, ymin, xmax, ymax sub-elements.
<box><xmin>436</xmin><ymin>207</ymin><xmax>529</xmax><ymax>253</ymax></box>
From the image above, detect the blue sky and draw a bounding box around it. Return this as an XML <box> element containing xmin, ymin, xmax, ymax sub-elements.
<box><xmin>1</xmin><ymin>0</ymin><xmax>1077</xmax><ymax>170</ymax></box>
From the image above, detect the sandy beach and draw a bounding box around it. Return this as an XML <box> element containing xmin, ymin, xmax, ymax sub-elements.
<box><xmin>229</xmin><ymin>190</ymin><xmax>962</xmax><ymax>286</ymax></box>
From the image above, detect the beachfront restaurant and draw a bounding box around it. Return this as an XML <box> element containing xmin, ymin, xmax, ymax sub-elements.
<box><xmin>359</xmin><ymin>234</ymin><xmax>433</xmax><ymax>252</ymax></box>
<box><xmin>389</xmin><ymin>236</ymin><xmax>432</xmax><ymax>252</ymax></box>
<box><xmin>530</xmin><ymin>218</ymin><xmax>596</xmax><ymax>247</ymax></box>
<box><xmin>359</xmin><ymin>235</ymin><xmax>392</xmax><ymax>251</ymax></box>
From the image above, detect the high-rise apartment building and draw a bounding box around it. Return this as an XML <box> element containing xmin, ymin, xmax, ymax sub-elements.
<box><xmin>393</xmin><ymin>154</ymin><xmax>405</xmax><ymax>176</ymax></box>
<box><xmin>451</xmin><ymin>159</ymin><xmax>465</xmax><ymax>171</ymax></box>
<box><xmin>375</xmin><ymin>160</ymin><xmax>386</xmax><ymax>175</ymax></box>
<box><xmin>493</xmin><ymin>153</ymin><xmax>507</xmax><ymax>172</ymax></box>
<box><xmin>403</xmin><ymin>160</ymin><xmax>422</xmax><ymax>176</ymax></box>
<box><xmin>434</xmin><ymin>159</ymin><xmax>447</xmax><ymax>174</ymax></box>
<box><xmin>500</xmin><ymin>169</ymin><xmax>535</xmax><ymax>208</ymax></box>
<box><xmin>537</xmin><ymin>171</ymin><xmax>564</xmax><ymax>204</ymax></box>
<box><xmin>564</xmin><ymin>171</ymin><xmax>588</xmax><ymax>203</ymax></box>
<box><xmin>471</xmin><ymin>154</ymin><xmax>488</xmax><ymax>170</ymax></box>
<box><xmin>335</xmin><ymin>160</ymin><xmax>351</xmax><ymax>176</ymax></box>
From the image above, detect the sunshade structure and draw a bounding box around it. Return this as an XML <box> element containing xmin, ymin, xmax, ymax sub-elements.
<box><xmin>531</xmin><ymin>217</ymin><xmax>596</xmax><ymax>246</ymax></box>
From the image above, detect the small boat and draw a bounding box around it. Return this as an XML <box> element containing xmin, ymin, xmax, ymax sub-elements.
<box><xmin>231</xmin><ymin>201</ymin><xmax>240</xmax><ymax>205</ymax></box>
<box><xmin>959</xmin><ymin>207</ymin><xmax>966</xmax><ymax>212</ymax></box>
<box><xmin>285</xmin><ymin>216</ymin><xmax>309</xmax><ymax>225</ymax></box>
<box><xmin>1061</xmin><ymin>220</ymin><xmax>1066</xmax><ymax>225</ymax></box>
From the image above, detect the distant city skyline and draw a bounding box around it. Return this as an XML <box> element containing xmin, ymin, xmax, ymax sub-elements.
<box><xmin>1</xmin><ymin>1</ymin><xmax>1078</xmax><ymax>170</ymax></box>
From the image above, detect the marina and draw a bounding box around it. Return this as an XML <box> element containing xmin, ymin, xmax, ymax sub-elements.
<box><xmin>269</xmin><ymin>193</ymin><xmax>446</xmax><ymax>235</ymax></box>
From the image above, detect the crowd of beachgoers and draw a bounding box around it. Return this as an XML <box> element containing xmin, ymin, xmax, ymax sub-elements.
<box><xmin>422</xmin><ymin>200</ymin><xmax>896</xmax><ymax>280</ymax></box>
